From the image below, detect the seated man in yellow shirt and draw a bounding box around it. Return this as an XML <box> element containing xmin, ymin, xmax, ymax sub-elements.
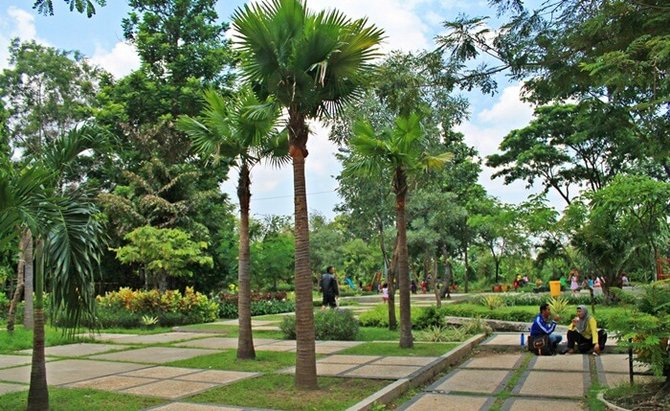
<box><xmin>565</xmin><ymin>305</ymin><xmax>603</xmax><ymax>355</ymax></box>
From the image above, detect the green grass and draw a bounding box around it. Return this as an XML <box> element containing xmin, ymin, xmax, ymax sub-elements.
<box><xmin>187</xmin><ymin>374</ymin><xmax>389</xmax><ymax>411</ymax></box>
<box><xmin>0</xmin><ymin>326</ymin><xmax>94</xmax><ymax>354</ymax></box>
<box><xmin>488</xmin><ymin>352</ymin><xmax>533</xmax><ymax>410</ymax></box>
<box><xmin>0</xmin><ymin>387</ymin><xmax>166</xmax><ymax>411</ymax></box>
<box><xmin>357</xmin><ymin>327</ymin><xmax>400</xmax><ymax>341</ymax></box>
<box><xmin>175</xmin><ymin>323</ymin><xmax>285</xmax><ymax>339</ymax></box>
<box><xmin>165</xmin><ymin>349</ymin><xmax>300</xmax><ymax>373</ymax></box>
<box><xmin>339</xmin><ymin>342</ymin><xmax>458</xmax><ymax>357</ymax></box>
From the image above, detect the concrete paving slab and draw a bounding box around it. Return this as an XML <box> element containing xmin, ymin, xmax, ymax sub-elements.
<box><xmin>598</xmin><ymin>354</ymin><xmax>649</xmax><ymax>374</ymax></box>
<box><xmin>317</xmin><ymin>340</ymin><xmax>363</xmax><ymax>348</ymax></box>
<box><xmin>481</xmin><ymin>333</ymin><xmax>522</xmax><ymax>347</ymax></box>
<box><xmin>344</xmin><ymin>364</ymin><xmax>421</xmax><ymax>379</ymax></box>
<box><xmin>150</xmin><ymin>402</ymin><xmax>244</xmax><ymax>410</ymax></box>
<box><xmin>103</xmin><ymin>332</ymin><xmax>216</xmax><ymax>345</ymax></box>
<box><xmin>89</xmin><ymin>346</ymin><xmax>217</xmax><ymax>364</ymax></box>
<box><xmin>174</xmin><ymin>337</ymin><xmax>238</xmax><ymax>349</ymax></box>
<box><xmin>122</xmin><ymin>379</ymin><xmax>216</xmax><ymax>399</ymax></box>
<box><xmin>279</xmin><ymin>363</ymin><xmax>358</xmax><ymax>376</ymax></box>
<box><xmin>432</xmin><ymin>369</ymin><xmax>509</xmax><ymax>394</ymax></box>
<box><xmin>0</xmin><ymin>382</ymin><xmax>28</xmax><ymax>395</ymax></box>
<box><xmin>0</xmin><ymin>354</ymin><xmax>32</xmax><ymax>369</ymax></box>
<box><xmin>254</xmin><ymin>344</ymin><xmax>294</xmax><ymax>352</ymax></box>
<box><xmin>372</xmin><ymin>356</ymin><xmax>435</xmax><ymax>367</ymax></box>
<box><xmin>77</xmin><ymin>332</ymin><xmax>139</xmax><ymax>341</ymax></box>
<box><xmin>0</xmin><ymin>359</ymin><xmax>148</xmax><ymax>384</ymax></box>
<box><xmin>67</xmin><ymin>375</ymin><xmax>153</xmax><ymax>391</ymax></box>
<box><xmin>462</xmin><ymin>353</ymin><xmax>522</xmax><ymax>369</ymax></box>
<box><xmin>515</xmin><ymin>371</ymin><xmax>587</xmax><ymax>398</ymax></box>
<box><xmin>318</xmin><ymin>355</ymin><xmax>380</xmax><ymax>365</ymax></box>
<box><xmin>121</xmin><ymin>366</ymin><xmax>200</xmax><ymax>379</ymax></box>
<box><xmin>532</xmin><ymin>354</ymin><xmax>589</xmax><ymax>372</ymax></box>
<box><xmin>502</xmin><ymin>398</ymin><xmax>584</xmax><ymax>411</ymax></box>
<box><xmin>400</xmin><ymin>393</ymin><xmax>490</xmax><ymax>411</ymax></box>
<box><xmin>315</xmin><ymin>345</ymin><xmax>352</xmax><ymax>354</ymax></box>
<box><xmin>175</xmin><ymin>370</ymin><xmax>258</xmax><ymax>385</ymax></box>
<box><xmin>18</xmin><ymin>343</ymin><xmax>129</xmax><ymax>358</ymax></box>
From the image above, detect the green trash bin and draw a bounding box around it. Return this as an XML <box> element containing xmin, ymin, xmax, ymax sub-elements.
<box><xmin>549</xmin><ymin>281</ymin><xmax>561</xmax><ymax>297</ymax></box>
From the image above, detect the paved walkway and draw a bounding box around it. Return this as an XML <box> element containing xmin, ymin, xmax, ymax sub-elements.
<box><xmin>0</xmin><ymin>327</ymin><xmax>661</xmax><ymax>410</ymax></box>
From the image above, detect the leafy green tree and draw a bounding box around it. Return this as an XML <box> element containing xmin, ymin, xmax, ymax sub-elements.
<box><xmin>573</xmin><ymin>175</ymin><xmax>670</xmax><ymax>298</ymax></box>
<box><xmin>232</xmin><ymin>0</ymin><xmax>383</xmax><ymax>388</ymax></box>
<box><xmin>0</xmin><ymin>39</ymin><xmax>102</xmax><ymax>158</ymax></box>
<box><xmin>251</xmin><ymin>216</ymin><xmax>295</xmax><ymax>291</ymax></box>
<box><xmin>0</xmin><ymin>164</ymin><xmax>104</xmax><ymax>411</ymax></box>
<box><xmin>115</xmin><ymin>225</ymin><xmax>213</xmax><ymax>292</ymax></box>
<box><xmin>177</xmin><ymin>88</ymin><xmax>285</xmax><ymax>360</ymax></box>
<box><xmin>33</xmin><ymin>0</ymin><xmax>105</xmax><ymax>17</ymax></box>
<box><xmin>487</xmin><ymin>102</ymin><xmax>638</xmax><ymax>205</ymax></box>
<box><xmin>350</xmin><ymin>113</ymin><xmax>451</xmax><ymax>348</ymax></box>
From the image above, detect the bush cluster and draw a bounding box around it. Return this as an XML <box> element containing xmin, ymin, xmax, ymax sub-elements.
<box><xmin>280</xmin><ymin>309</ymin><xmax>359</xmax><ymax>340</ymax></box>
<box><xmin>0</xmin><ymin>292</ymin><xmax>9</xmax><ymax>319</ymax></box>
<box><xmin>80</xmin><ymin>287</ymin><xmax>219</xmax><ymax>328</ymax></box>
<box><xmin>215</xmin><ymin>291</ymin><xmax>294</xmax><ymax>319</ymax></box>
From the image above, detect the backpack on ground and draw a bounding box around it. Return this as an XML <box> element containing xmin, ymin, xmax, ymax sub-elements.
<box><xmin>598</xmin><ymin>329</ymin><xmax>607</xmax><ymax>351</ymax></box>
<box><xmin>528</xmin><ymin>334</ymin><xmax>553</xmax><ymax>356</ymax></box>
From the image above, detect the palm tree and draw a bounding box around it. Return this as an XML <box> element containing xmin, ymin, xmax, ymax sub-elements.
<box><xmin>232</xmin><ymin>0</ymin><xmax>383</xmax><ymax>388</ymax></box>
<box><xmin>349</xmin><ymin>113</ymin><xmax>451</xmax><ymax>348</ymax></box>
<box><xmin>177</xmin><ymin>88</ymin><xmax>285</xmax><ymax>360</ymax></box>
<box><xmin>0</xmin><ymin>165</ymin><xmax>104</xmax><ymax>411</ymax></box>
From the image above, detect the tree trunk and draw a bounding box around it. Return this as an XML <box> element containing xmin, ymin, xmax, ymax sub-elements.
<box><xmin>288</xmin><ymin>109</ymin><xmax>317</xmax><ymax>389</ymax></box>
<box><xmin>23</xmin><ymin>229</ymin><xmax>34</xmax><ymax>330</ymax></box>
<box><xmin>395</xmin><ymin>168</ymin><xmax>413</xmax><ymax>348</ymax></box>
<box><xmin>7</xmin><ymin>229</ymin><xmax>30</xmax><ymax>332</ymax></box>
<box><xmin>27</xmin><ymin>239</ymin><xmax>48</xmax><ymax>411</ymax></box>
<box><xmin>387</xmin><ymin>237</ymin><xmax>399</xmax><ymax>330</ymax></box>
<box><xmin>237</xmin><ymin>164</ymin><xmax>256</xmax><ymax>360</ymax></box>
<box><xmin>464</xmin><ymin>243</ymin><xmax>470</xmax><ymax>293</ymax></box>
<box><xmin>432</xmin><ymin>259</ymin><xmax>442</xmax><ymax>308</ymax></box>
<box><xmin>442</xmin><ymin>253</ymin><xmax>452</xmax><ymax>300</ymax></box>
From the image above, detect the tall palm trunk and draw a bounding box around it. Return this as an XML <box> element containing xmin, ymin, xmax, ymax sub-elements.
<box><xmin>237</xmin><ymin>164</ymin><xmax>256</xmax><ymax>359</ymax></box>
<box><xmin>387</xmin><ymin>237</ymin><xmax>399</xmax><ymax>330</ymax></box>
<box><xmin>7</xmin><ymin>229</ymin><xmax>30</xmax><ymax>331</ymax></box>
<box><xmin>394</xmin><ymin>168</ymin><xmax>413</xmax><ymax>348</ymax></box>
<box><xmin>289</xmin><ymin>109</ymin><xmax>317</xmax><ymax>389</ymax></box>
<box><xmin>23</xmin><ymin>229</ymin><xmax>34</xmax><ymax>330</ymax></box>
<box><xmin>27</xmin><ymin>239</ymin><xmax>48</xmax><ymax>411</ymax></box>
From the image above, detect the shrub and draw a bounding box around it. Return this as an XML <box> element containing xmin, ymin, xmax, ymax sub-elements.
<box><xmin>480</xmin><ymin>295</ymin><xmax>505</xmax><ymax>310</ymax></box>
<box><xmin>280</xmin><ymin>309</ymin><xmax>359</xmax><ymax>341</ymax></box>
<box><xmin>414</xmin><ymin>306</ymin><xmax>446</xmax><ymax>330</ymax></box>
<box><xmin>215</xmin><ymin>291</ymin><xmax>294</xmax><ymax>318</ymax></box>
<box><xmin>548</xmin><ymin>296</ymin><xmax>570</xmax><ymax>320</ymax></box>
<box><xmin>83</xmin><ymin>287</ymin><xmax>219</xmax><ymax>328</ymax></box>
<box><xmin>357</xmin><ymin>304</ymin><xmax>425</xmax><ymax>328</ymax></box>
<box><xmin>416</xmin><ymin>325</ymin><xmax>460</xmax><ymax>342</ymax></box>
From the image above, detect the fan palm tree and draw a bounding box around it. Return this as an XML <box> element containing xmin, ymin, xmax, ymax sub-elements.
<box><xmin>349</xmin><ymin>113</ymin><xmax>452</xmax><ymax>348</ymax></box>
<box><xmin>0</xmin><ymin>164</ymin><xmax>104</xmax><ymax>411</ymax></box>
<box><xmin>232</xmin><ymin>0</ymin><xmax>383</xmax><ymax>388</ymax></box>
<box><xmin>177</xmin><ymin>88</ymin><xmax>285</xmax><ymax>360</ymax></box>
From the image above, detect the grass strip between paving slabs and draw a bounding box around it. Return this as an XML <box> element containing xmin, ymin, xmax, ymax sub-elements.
<box><xmin>0</xmin><ymin>387</ymin><xmax>166</xmax><ymax>411</ymax></box>
<box><xmin>488</xmin><ymin>351</ymin><xmax>533</xmax><ymax>411</ymax></box>
<box><xmin>187</xmin><ymin>374</ymin><xmax>389</xmax><ymax>411</ymax></box>
<box><xmin>166</xmin><ymin>349</ymin><xmax>299</xmax><ymax>372</ymax></box>
<box><xmin>338</xmin><ymin>342</ymin><xmax>459</xmax><ymax>357</ymax></box>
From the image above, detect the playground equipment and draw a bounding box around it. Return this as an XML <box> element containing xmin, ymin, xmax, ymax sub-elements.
<box><xmin>366</xmin><ymin>271</ymin><xmax>382</xmax><ymax>291</ymax></box>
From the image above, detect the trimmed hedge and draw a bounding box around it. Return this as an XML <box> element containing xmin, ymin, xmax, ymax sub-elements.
<box><xmin>280</xmin><ymin>309</ymin><xmax>359</xmax><ymax>340</ymax></box>
<box><xmin>215</xmin><ymin>291</ymin><xmax>294</xmax><ymax>319</ymax></box>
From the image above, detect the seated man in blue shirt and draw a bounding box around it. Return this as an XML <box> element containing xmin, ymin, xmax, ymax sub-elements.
<box><xmin>529</xmin><ymin>303</ymin><xmax>562</xmax><ymax>354</ymax></box>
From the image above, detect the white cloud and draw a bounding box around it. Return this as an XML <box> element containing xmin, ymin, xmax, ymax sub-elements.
<box><xmin>1</xmin><ymin>6</ymin><xmax>50</xmax><ymax>70</ymax></box>
<box><xmin>90</xmin><ymin>41</ymin><xmax>140</xmax><ymax>79</ymax></box>
<box><xmin>478</xmin><ymin>85</ymin><xmax>534</xmax><ymax>129</ymax></box>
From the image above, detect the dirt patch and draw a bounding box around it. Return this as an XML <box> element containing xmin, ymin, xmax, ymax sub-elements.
<box><xmin>605</xmin><ymin>382</ymin><xmax>670</xmax><ymax>411</ymax></box>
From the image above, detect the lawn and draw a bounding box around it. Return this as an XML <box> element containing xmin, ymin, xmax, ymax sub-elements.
<box><xmin>0</xmin><ymin>387</ymin><xmax>166</xmax><ymax>411</ymax></box>
<box><xmin>187</xmin><ymin>374</ymin><xmax>389</xmax><ymax>411</ymax></box>
<box><xmin>0</xmin><ymin>326</ymin><xmax>95</xmax><ymax>354</ymax></box>
<box><xmin>166</xmin><ymin>349</ymin><xmax>303</xmax><ymax>373</ymax></box>
<box><xmin>339</xmin><ymin>341</ymin><xmax>459</xmax><ymax>357</ymax></box>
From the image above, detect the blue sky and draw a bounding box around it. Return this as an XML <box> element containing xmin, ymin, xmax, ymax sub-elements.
<box><xmin>0</xmin><ymin>0</ymin><xmax>559</xmax><ymax>219</ymax></box>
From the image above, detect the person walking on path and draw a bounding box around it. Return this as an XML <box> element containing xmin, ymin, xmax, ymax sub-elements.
<box><xmin>320</xmin><ymin>266</ymin><xmax>339</xmax><ymax>308</ymax></box>
<box><xmin>565</xmin><ymin>305</ymin><xmax>604</xmax><ymax>355</ymax></box>
<box><xmin>530</xmin><ymin>303</ymin><xmax>562</xmax><ymax>353</ymax></box>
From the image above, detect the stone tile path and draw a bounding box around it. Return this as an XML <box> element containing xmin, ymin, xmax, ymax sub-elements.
<box><xmin>397</xmin><ymin>332</ymin><xmax>657</xmax><ymax>411</ymax></box>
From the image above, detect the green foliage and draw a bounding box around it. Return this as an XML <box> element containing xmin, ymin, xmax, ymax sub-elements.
<box><xmin>480</xmin><ymin>295</ymin><xmax>505</xmax><ymax>310</ymax></box>
<box><xmin>214</xmin><ymin>291</ymin><xmax>295</xmax><ymax>319</ymax></box>
<box><xmin>548</xmin><ymin>296</ymin><xmax>570</xmax><ymax>320</ymax></box>
<box><xmin>281</xmin><ymin>309</ymin><xmax>360</xmax><ymax>341</ymax></box>
<box><xmin>83</xmin><ymin>287</ymin><xmax>219</xmax><ymax>328</ymax></box>
<box><xmin>357</xmin><ymin>304</ymin><xmax>424</xmax><ymax>328</ymax></box>
<box><xmin>115</xmin><ymin>225</ymin><xmax>213</xmax><ymax>288</ymax></box>
<box><xmin>416</xmin><ymin>325</ymin><xmax>460</xmax><ymax>342</ymax></box>
<box><xmin>414</xmin><ymin>306</ymin><xmax>445</xmax><ymax>330</ymax></box>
